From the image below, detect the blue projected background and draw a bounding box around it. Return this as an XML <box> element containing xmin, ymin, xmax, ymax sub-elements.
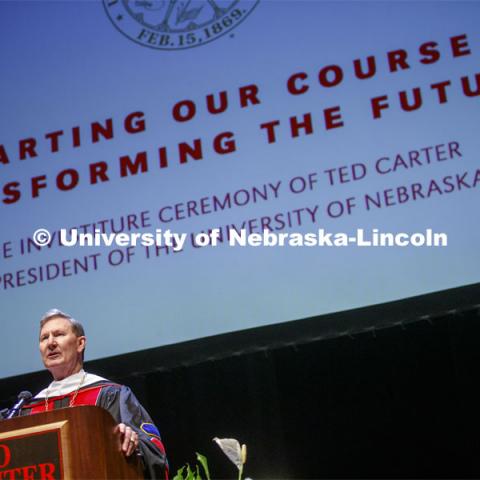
<box><xmin>0</xmin><ymin>1</ymin><xmax>479</xmax><ymax>378</ymax></box>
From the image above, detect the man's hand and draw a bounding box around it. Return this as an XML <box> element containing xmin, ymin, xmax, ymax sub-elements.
<box><xmin>114</xmin><ymin>423</ymin><xmax>139</xmax><ymax>457</ymax></box>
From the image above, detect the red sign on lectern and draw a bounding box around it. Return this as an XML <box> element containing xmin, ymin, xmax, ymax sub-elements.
<box><xmin>0</xmin><ymin>424</ymin><xmax>66</xmax><ymax>479</ymax></box>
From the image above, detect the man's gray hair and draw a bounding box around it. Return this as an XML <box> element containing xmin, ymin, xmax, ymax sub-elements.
<box><xmin>40</xmin><ymin>309</ymin><xmax>85</xmax><ymax>337</ymax></box>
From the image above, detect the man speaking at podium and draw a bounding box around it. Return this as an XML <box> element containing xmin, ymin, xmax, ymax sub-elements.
<box><xmin>20</xmin><ymin>309</ymin><xmax>169</xmax><ymax>479</ymax></box>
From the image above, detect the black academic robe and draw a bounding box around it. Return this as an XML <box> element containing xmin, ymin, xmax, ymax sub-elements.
<box><xmin>21</xmin><ymin>381</ymin><xmax>168</xmax><ymax>479</ymax></box>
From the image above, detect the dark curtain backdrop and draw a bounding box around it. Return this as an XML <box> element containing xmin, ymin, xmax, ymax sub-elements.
<box><xmin>137</xmin><ymin>307</ymin><xmax>480</xmax><ymax>479</ymax></box>
<box><xmin>1</xmin><ymin>297</ymin><xmax>479</xmax><ymax>478</ymax></box>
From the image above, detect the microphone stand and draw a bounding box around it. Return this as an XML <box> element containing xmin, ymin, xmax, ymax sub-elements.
<box><xmin>3</xmin><ymin>391</ymin><xmax>33</xmax><ymax>420</ymax></box>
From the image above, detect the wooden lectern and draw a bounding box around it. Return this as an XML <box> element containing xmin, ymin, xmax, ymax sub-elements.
<box><xmin>0</xmin><ymin>405</ymin><xmax>143</xmax><ymax>479</ymax></box>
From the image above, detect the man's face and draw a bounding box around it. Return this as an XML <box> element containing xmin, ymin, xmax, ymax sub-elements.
<box><xmin>39</xmin><ymin>317</ymin><xmax>85</xmax><ymax>376</ymax></box>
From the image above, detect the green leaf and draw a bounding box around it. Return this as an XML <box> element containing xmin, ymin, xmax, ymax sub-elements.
<box><xmin>185</xmin><ymin>464</ymin><xmax>195</xmax><ymax>480</ymax></box>
<box><xmin>196</xmin><ymin>452</ymin><xmax>211</xmax><ymax>480</ymax></box>
<box><xmin>172</xmin><ymin>465</ymin><xmax>185</xmax><ymax>480</ymax></box>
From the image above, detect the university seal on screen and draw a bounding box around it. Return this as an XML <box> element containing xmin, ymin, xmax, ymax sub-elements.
<box><xmin>103</xmin><ymin>0</ymin><xmax>259</xmax><ymax>50</ymax></box>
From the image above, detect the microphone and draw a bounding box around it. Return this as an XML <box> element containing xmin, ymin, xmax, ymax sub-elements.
<box><xmin>6</xmin><ymin>391</ymin><xmax>32</xmax><ymax>419</ymax></box>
